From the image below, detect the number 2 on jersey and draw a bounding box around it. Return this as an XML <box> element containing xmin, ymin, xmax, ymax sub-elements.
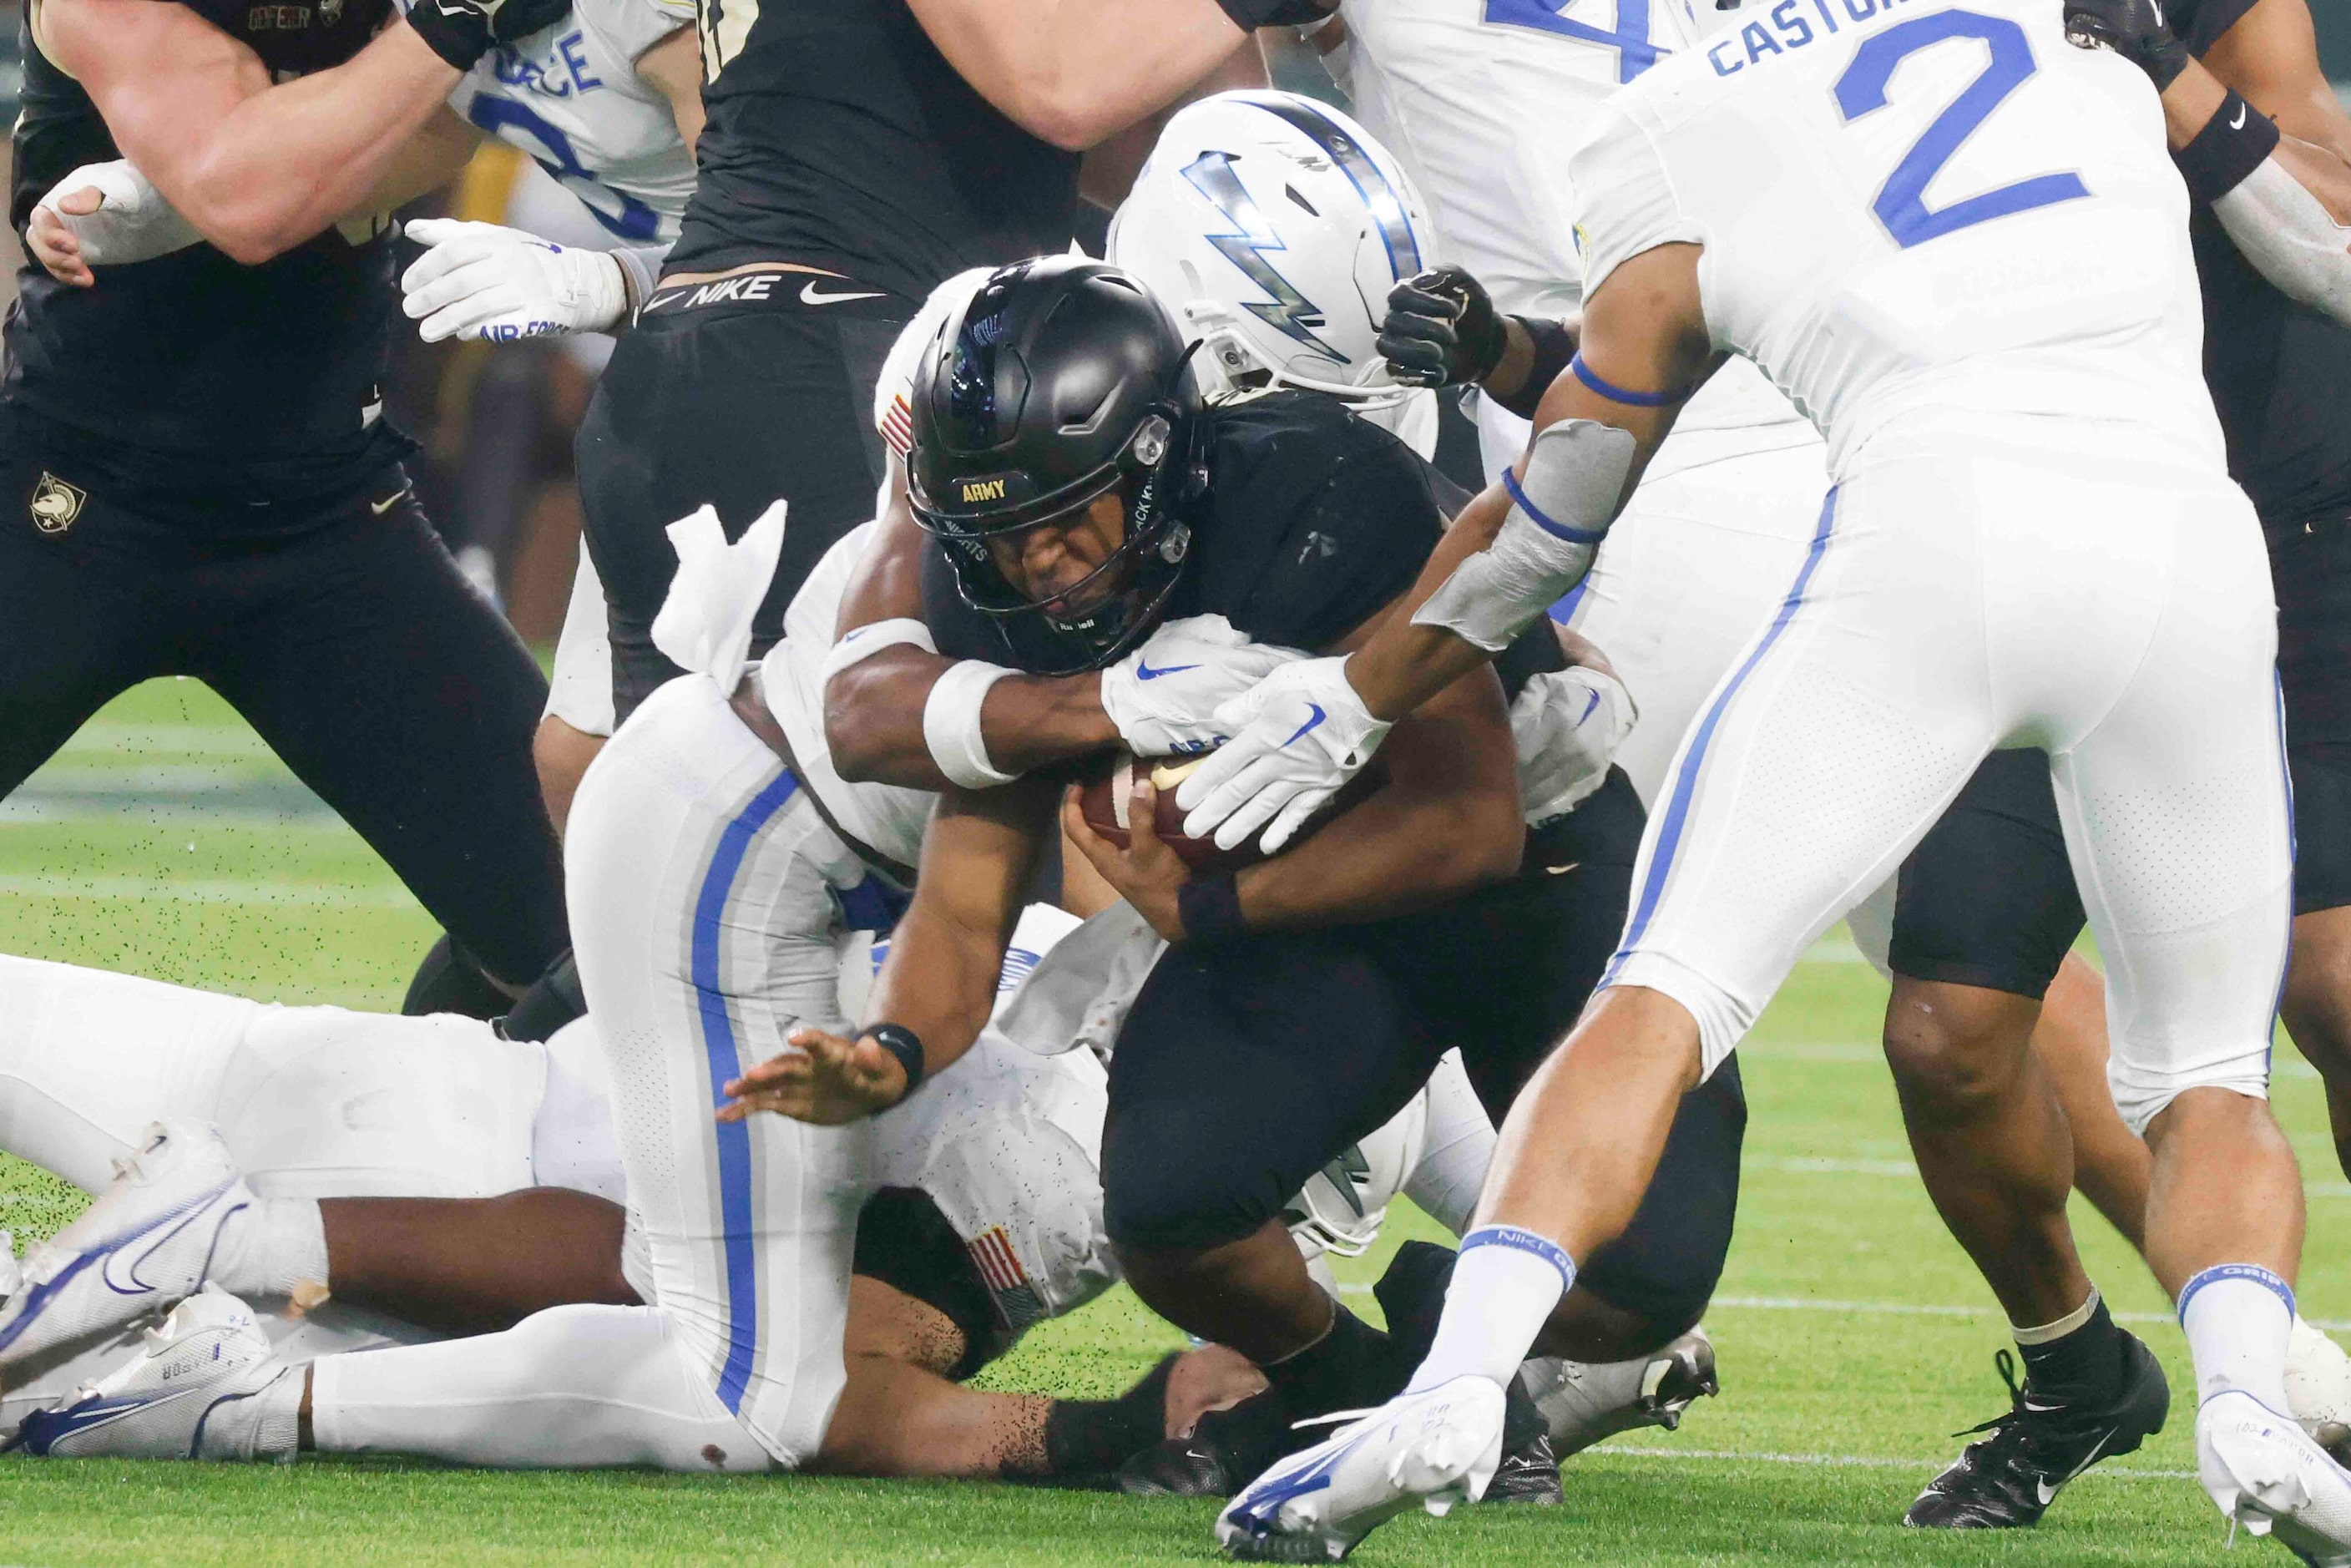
<box><xmin>1833</xmin><ymin>10</ymin><xmax>2089</xmax><ymax>250</ymax></box>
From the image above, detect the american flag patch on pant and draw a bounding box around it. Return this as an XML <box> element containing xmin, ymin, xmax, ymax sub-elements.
<box><xmin>966</xmin><ymin>1226</ymin><xmax>1047</xmax><ymax>1331</ymax></box>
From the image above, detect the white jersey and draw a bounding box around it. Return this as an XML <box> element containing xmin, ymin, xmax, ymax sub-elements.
<box><xmin>1572</xmin><ymin>0</ymin><xmax>2222</xmax><ymax>478</ymax></box>
<box><xmin>446</xmin><ymin>0</ymin><xmax>697</xmax><ymax>245</ymax></box>
<box><xmin>1337</xmin><ymin>0</ymin><xmax>1814</xmax><ymax>477</ymax></box>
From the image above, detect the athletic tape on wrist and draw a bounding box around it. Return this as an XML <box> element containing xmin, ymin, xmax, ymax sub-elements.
<box><xmin>1413</xmin><ymin>419</ymin><xmax>1636</xmax><ymax>652</ymax></box>
<box><xmin>2176</xmin><ymin>89</ymin><xmax>2281</xmax><ymax>205</ymax></box>
<box><xmin>923</xmin><ymin>660</ymin><xmax>1020</xmax><ymax>790</ymax></box>
<box><xmin>819</xmin><ymin>618</ymin><xmax>938</xmax><ymax>690</ymax></box>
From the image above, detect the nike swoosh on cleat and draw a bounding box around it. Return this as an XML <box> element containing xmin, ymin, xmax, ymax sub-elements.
<box><xmin>98</xmin><ymin>1182</ymin><xmax>241</xmax><ymax>1298</ymax></box>
<box><xmin>14</xmin><ymin>1388</ymin><xmax>197</xmax><ymax>1455</ymax></box>
<box><xmin>1284</xmin><ymin>705</ymin><xmax>1328</xmax><ymax>747</ymax></box>
<box><xmin>1134</xmin><ymin>660</ymin><xmax>1200</xmax><ymax>680</ymax></box>
<box><xmin>2037</xmin><ymin>1427</ymin><xmax>2121</xmax><ymax>1506</ymax></box>
<box><xmin>800</xmin><ymin>281</ymin><xmax>887</xmax><ymax>306</ymax></box>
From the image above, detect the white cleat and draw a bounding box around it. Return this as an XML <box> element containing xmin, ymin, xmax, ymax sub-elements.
<box><xmin>0</xmin><ymin>1120</ymin><xmax>252</xmax><ymax>1372</ymax></box>
<box><xmin>1215</xmin><ymin>1376</ymin><xmax>1506</xmax><ymax>1562</ymax></box>
<box><xmin>2288</xmin><ymin>1317</ymin><xmax>2351</xmax><ymax>1464</ymax></box>
<box><xmin>6</xmin><ymin>1284</ymin><xmax>295</xmax><ymax>1459</ymax></box>
<box><xmin>2199</xmin><ymin>1389</ymin><xmax>2351</xmax><ymax>1566</ymax></box>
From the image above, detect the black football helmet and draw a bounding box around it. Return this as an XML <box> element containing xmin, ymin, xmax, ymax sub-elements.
<box><xmin>907</xmin><ymin>255</ymin><xmax>1210</xmax><ymax>674</ymax></box>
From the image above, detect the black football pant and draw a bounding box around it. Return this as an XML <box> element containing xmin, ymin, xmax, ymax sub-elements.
<box><xmin>0</xmin><ymin>449</ymin><xmax>567</xmax><ymax>989</ymax></box>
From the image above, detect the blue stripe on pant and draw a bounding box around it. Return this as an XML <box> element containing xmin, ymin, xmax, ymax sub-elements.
<box><xmin>1603</xmin><ymin>488</ymin><xmax>1841</xmax><ymax>987</ymax></box>
<box><xmin>689</xmin><ymin>766</ymin><xmax>802</xmax><ymax>1414</ymax></box>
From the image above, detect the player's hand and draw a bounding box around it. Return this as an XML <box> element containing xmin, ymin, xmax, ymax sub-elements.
<box><xmin>1063</xmin><ymin>780</ymin><xmax>1191</xmax><ymax>942</ymax></box>
<box><xmin>1175</xmin><ymin>656</ymin><xmax>1393</xmax><ymax>854</ymax></box>
<box><xmin>2063</xmin><ymin>0</ymin><xmax>2191</xmax><ymax>89</ymax></box>
<box><xmin>719</xmin><ymin>1029</ymin><xmax>908</xmax><ymax>1125</ymax></box>
<box><xmin>1099</xmin><ymin>615</ymin><xmax>1302</xmax><ymax>757</ymax></box>
<box><xmin>402</xmin><ymin>0</ymin><xmax>576</xmax><ymax>71</ymax></box>
<box><xmin>31</xmin><ymin>160</ymin><xmax>204</xmax><ymax>286</ymax></box>
<box><xmin>1378</xmin><ymin>266</ymin><xmax>1507</xmax><ymax>389</ymax></box>
<box><xmin>401</xmin><ymin>219</ymin><xmax>630</xmax><ymax>343</ymax></box>
<box><xmin>1511</xmin><ymin>663</ymin><xmax>1636</xmax><ymax>827</ymax></box>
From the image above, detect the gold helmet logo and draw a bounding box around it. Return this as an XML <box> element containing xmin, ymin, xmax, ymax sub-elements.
<box><xmin>29</xmin><ymin>473</ymin><xmax>86</xmax><ymax>536</ymax></box>
<box><xmin>960</xmin><ymin>478</ymin><xmax>1009</xmax><ymax>504</ymax></box>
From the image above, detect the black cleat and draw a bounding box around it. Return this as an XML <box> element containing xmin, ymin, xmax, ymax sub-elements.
<box><xmin>1904</xmin><ymin>1336</ymin><xmax>2171</xmax><ymax>1529</ymax></box>
<box><xmin>1116</xmin><ymin>1388</ymin><xmax>1297</xmax><ymax>1499</ymax></box>
<box><xmin>1484</xmin><ymin>1374</ymin><xmax>1563</xmax><ymax>1505</ymax></box>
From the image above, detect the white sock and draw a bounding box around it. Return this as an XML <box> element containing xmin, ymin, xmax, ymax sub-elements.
<box><xmin>2179</xmin><ymin>1264</ymin><xmax>2295</xmax><ymax>1412</ymax></box>
<box><xmin>1407</xmin><ymin>1226</ymin><xmax>1575</xmax><ymax>1393</ymax></box>
<box><xmin>311</xmin><ymin>1302</ymin><xmax>775</xmax><ymax>1471</ymax></box>
<box><xmin>193</xmin><ymin>1363</ymin><xmax>305</xmax><ymax>1464</ymax></box>
<box><xmin>214</xmin><ymin>1198</ymin><xmax>331</xmax><ymax>1301</ymax></box>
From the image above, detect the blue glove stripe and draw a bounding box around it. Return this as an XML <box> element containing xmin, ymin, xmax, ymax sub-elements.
<box><xmin>1502</xmin><ymin>466</ymin><xmax>1608</xmax><ymax>546</ymax></box>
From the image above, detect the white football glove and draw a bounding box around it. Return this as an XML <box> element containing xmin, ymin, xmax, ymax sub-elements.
<box><xmin>400</xmin><ymin>218</ymin><xmax>629</xmax><ymax>343</ymax></box>
<box><xmin>35</xmin><ymin>160</ymin><xmax>203</xmax><ymax>268</ymax></box>
<box><xmin>1175</xmin><ymin>655</ymin><xmax>1393</xmax><ymax>854</ymax></box>
<box><xmin>1512</xmin><ymin>663</ymin><xmax>1636</xmax><ymax>827</ymax></box>
<box><xmin>1099</xmin><ymin>615</ymin><xmax>1303</xmax><ymax>758</ymax></box>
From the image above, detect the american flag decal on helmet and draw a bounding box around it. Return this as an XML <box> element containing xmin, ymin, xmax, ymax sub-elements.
<box><xmin>881</xmin><ymin>392</ymin><xmax>915</xmax><ymax>458</ymax></box>
<box><xmin>966</xmin><ymin>1226</ymin><xmax>1047</xmax><ymax>1331</ymax></box>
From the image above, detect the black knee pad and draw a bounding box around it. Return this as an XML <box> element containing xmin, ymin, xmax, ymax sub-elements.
<box><xmin>401</xmin><ymin>933</ymin><xmax>512</xmax><ymax>1019</ymax></box>
<box><xmin>1575</xmin><ymin>1056</ymin><xmax>1747</xmax><ymax>1335</ymax></box>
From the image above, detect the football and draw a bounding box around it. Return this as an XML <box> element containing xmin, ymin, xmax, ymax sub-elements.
<box><xmin>1077</xmin><ymin>749</ymin><xmax>1386</xmax><ymax>873</ymax></box>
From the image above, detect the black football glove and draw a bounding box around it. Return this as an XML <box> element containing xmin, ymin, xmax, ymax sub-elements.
<box><xmin>1378</xmin><ymin>266</ymin><xmax>1509</xmax><ymax>389</ymax></box>
<box><xmin>2064</xmin><ymin>0</ymin><xmax>2192</xmax><ymax>90</ymax></box>
<box><xmin>404</xmin><ymin>0</ymin><xmax>577</xmax><ymax>72</ymax></box>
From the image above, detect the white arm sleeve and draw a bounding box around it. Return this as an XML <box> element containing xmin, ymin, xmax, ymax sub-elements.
<box><xmin>2214</xmin><ymin>156</ymin><xmax>2351</xmax><ymax>330</ymax></box>
<box><xmin>1565</xmin><ymin>103</ymin><xmax>1707</xmax><ymax>304</ymax></box>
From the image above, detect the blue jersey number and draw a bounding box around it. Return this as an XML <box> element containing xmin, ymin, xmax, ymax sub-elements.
<box><xmin>1833</xmin><ymin>10</ymin><xmax>2090</xmax><ymax>250</ymax></box>
<box><xmin>1482</xmin><ymin>0</ymin><xmax>1664</xmax><ymax>84</ymax></box>
<box><xmin>466</xmin><ymin>95</ymin><xmax>662</xmax><ymax>243</ymax></box>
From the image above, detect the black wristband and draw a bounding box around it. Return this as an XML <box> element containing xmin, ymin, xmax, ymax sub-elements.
<box><xmin>865</xmin><ymin>1023</ymin><xmax>925</xmax><ymax>1099</ymax></box>
<box><xmin>2176</xmin><ymin>89</ymin><xmax>2281</xmax><ymax>205</ymax></box>
<box><xmin>1491</xmin><ymin>316</ymin><xmax>1580</xmax><ymax>422</ymax></box>
<box><xmin>1216</xmin><ymin>0</ymin><xmax>1336</xmax><ymax>27</ymax></box>
<box><xmin>1176</xmin><ymin>872</ymin><xmax>1250</xmax><ymax>947</ymax></box>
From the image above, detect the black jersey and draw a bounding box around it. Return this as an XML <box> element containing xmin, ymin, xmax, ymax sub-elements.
<box><xmin>923</xmin><ymin>389</ymin><xmax>1563</xmax><ymax>695</ymax></box>
<box><xmin>2172</xmin><ymin>0</ymin><xmax>2351</xmax><ymax>529</ymax></box>
<box><xmin>670</xmin><ymin>0</ymin><xmax>1079</xmax><ymax>301</ymax></box>
<box><xmin>6</xmin><ymin>1</ymin><xmax>410</xmax><ymax>508</ymax></box>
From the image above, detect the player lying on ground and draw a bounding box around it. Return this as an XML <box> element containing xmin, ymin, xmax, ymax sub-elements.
<box><xmin>0</xmin><ymin>931</ymin><xmax>1485</xmax><ymax>1475</ymax></box>
<box><xmin>764</xmin><ymin>254</ymin><xmax>1745</xmax><ymax>1501</ymax></box>
<box><xmin>1185</xmin><ymin>0</ymin><xmax>2351</xmax><ymax>1557</ymax></box>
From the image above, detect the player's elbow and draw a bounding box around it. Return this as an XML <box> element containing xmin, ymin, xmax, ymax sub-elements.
<box><xmin>1014</xmin><ymin>91</ymin><xmax>1119</xmax><ymax>154</ymax></box>
<box><xmin>824</xmin><ymin>675</ymin><xmax>919</xmax><ymax>787</ymax></box>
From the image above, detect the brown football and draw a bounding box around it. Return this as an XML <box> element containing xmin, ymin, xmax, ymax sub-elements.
<box><xmin>1077</xmin><ymin>749</ymin><xmax>1384</xmax><ymax>873</ymax></box>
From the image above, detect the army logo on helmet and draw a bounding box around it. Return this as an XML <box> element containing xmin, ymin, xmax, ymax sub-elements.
<box><xmin>29</xmin><ymin>473</ymin><xmax>86</xmax><ymax>536</ymax></box>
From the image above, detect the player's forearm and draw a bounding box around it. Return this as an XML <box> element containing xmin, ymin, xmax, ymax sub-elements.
<box><xmin>862</xmin><ymin>903</ymin><xmax>1002</xmax><ymax>1070</ymax></box>
<box><xmin>138</xmin><ymin>29</ymin><xmax>457</xmax><ymax>264</ymax></box>
<box><xmin>902</xmin><ymin>0</ymin><xmax>1250</xmax><ymax>150</ymax></box>
<box><xmin>2161</xmin><ymin>61</ymin><xmax>2351</xmax><ymax>323</ymax></box>
<box><xmin>1231</xmin><ymin>684</ymin><xmax>1524</xmax><ymax>929</ymax></box>
<box><xmin>1345</xmin><ymin>486</ymin><xmax>1519</xmax><ymax>721</ymax></box>
<box><xmin>826</xmin><ymin>650</ymin><xmax>1117</xmax><ymax>789</ymax></box>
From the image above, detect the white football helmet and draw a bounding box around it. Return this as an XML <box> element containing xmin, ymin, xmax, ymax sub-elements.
<box><xmin>1109</xmin><ymin>90</ymin><xmax>1433</xmax><ymax>411</ymax></box>
<box><xmin>1286</xmin><ymin>1090</ymin><xmax>1429</xmax><ymax>1262</ymax></box>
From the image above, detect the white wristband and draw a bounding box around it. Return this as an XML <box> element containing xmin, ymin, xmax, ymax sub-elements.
<box><xmin>819</xmin><ymin>617</ymin><xmax>939</xmax><ymax>690</ymax></box>
<box><xmin>923</xmin><ymin>660</ymin><xmax>1019</xmax><ymax>789</ymax></box>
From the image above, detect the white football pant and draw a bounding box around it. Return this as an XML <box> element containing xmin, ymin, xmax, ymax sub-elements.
<box><xmin>1601</xmin><ymin>422</ymin><xmax>2292</xmax><ymax>1134</ymax></box>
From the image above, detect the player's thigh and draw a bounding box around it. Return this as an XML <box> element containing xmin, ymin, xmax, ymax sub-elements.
<box><xmin>2273</xmin><ymin>512</ymin><xmax>2351</xmax><ymax>916</ymax></box>
<box><xmin>566</xmin><ymin>679</ymin><xmax>869</xmax><ymax>1460</ymax></box>
<box><xmin>1889</xmin><ymin>748</ymin><xmax>2084</xmax><ymax>1001</ymax></box>
<box><xmin>2041</xmin><ymin>481</ymin><xmax>2288</xmax><ymax>1125</ymax></box>
<box><xmin>578</xmin><ymin>301</ymin><xmax>907</xmax><ymax>725</ymax></box>
<box><xmin>0</xmin><ymin>443</ymin><xmax>174</xmax><ymax>788</ymax></box>
<box><xmin>1575</xmin><ymin>1054</ymin><xmax>1747</xmax><ymax>1337</ymax></box>
<box><xmin>1608</xmin><ymin>482</ymin><xmax>1995</xmax><ymax>1067</ymax></box>
<box><xmin>1368</xmin><ymin>768</ymin><xmax>1645</xmax><ymax>1122</ymax></box>
<box><xmin>195</xmin><ymin>488</ymin><xmax>566</xmax><ymax>984</ymax></box>
<box><xmin>1100</xmin><ymin>933</ymin><xmax>1439</xmax><ymax>1252</ymax></box>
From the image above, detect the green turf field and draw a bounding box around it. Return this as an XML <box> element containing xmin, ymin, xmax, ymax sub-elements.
<box><xmin>1</xmin><ymin>677</ymin><xmax>2343</xmax><ymax>1566</ymax></box>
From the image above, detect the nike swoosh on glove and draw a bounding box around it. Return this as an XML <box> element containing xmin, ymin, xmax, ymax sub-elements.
<box><xmin>37</xmin><ymin>161</ymin><xmax>203</xmax><ymax>268</ymax></box>
<box><xmin>1512</xmin><ymin>664</ymin><xmax>1636</xmax><ymax>827</ymax></box>
<box><xmin>401</xmin><ymin>219</ymin><xmax>629</xmax><ymax>343</ymax></box>
<box><xmin>1100</xmin><ymin>615</ymin><xmax>1304</xmax><ymax>758</ymax></box>
<box><xmin>1175</xmin><ymin>655</ymin><xmax>1393</xmax><ymax>853</ymax></box>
